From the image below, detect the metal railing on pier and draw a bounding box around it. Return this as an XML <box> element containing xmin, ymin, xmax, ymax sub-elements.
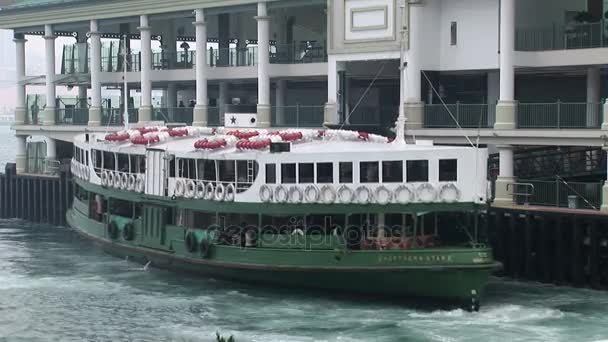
<box><xmin>516</xmin><ymin>20</ymin><xmax>608</xmax><ymax>51</ymax></box>
<box><xmin>101</xmin><ymin>108</ymin><xmax>139</xmax><ymax>126</ymax></box>
<box><xmin>152</xmin><ymin>107</ymin><xmax>194</xmax><ymax>124</ymax></box>
<box><xmin>208</xmin><ymin>47</ymin><xmax>258</xmax><ymax>67</ymax></box>
<box><xmin>152</xmin><ymin>51</ymin><xmax>195</xmax><ymax>70</ymax></box>
<box><xmin>517</xmin><ymin>102</ymin><xmax>602</xmax><ymax>129</ymax></box>
<box><xmin>518</xmin><ymin>178</ymin><xmax>602</xmax><ymax>210</ymax></box>
<box><xmin>271</xmin><ymin>105</ymin><xmax>324</xmax><ymax>127</ymax></box>
<box><xmin>270</xmin><ymin>43</ymin><xmax>327</xmax><ymax>64</ymax></box>
<box><xmin>55</xmin><ymin>108</ymin><xmax>89</xmax><ymax>125</ymax></box>
<box><xmin>423</xmin><ymin>103</ymin><xmax>496</xmax><ymax>128</ymax></box>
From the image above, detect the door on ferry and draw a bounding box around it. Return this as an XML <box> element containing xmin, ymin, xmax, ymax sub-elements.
<box><xmin>141</xmin><ymin>205</ymin><xmax>167</xmax><ymax>249</ymax></box>
<box><xmin>145</xmin><ymin>149</ymin><xmax>167</xmax><ymax>196</ymax></box>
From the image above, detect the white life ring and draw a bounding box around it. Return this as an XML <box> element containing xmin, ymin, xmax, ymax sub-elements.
<box><xmin>113</xmin><ymin>172</ymin><xmax>122</xmax><ymax>189</ymax></box>
<box><xmin>337</xmin><ymin>185</ymin><xmax>354</xmax><ymax>204</ymax></box>
<box><xmin>394</xmin><ymin>185</ymin><xmax>415</xmax><ymax>204</ymax></box>
<box><xmin>195</xmin><ymin>181</ymin><xmax>206</xmax><ymax>199</ymax></box>
<box><xmin>215</xmin><ymin>183</ymin><xmax>226</xmax><ymax>201</ymax></box>
<box><xmin>225</xmin><ymin>183</ymin><xmax>236</xmax><ymax>202</ymax></box>
<box><xmin>101</xmin><ymin>170</ymin><xmax>109</xmax><ymax>187</ymax></box>
<box><xmin>121</xmin><ymin>173</ymin><xmax>129</xmax><ymax>190</ymax></box>
<box><xmin>417</xmin><ymin>183</ymin><xmax>437</xmax><ymax>202</ymax></box>
<box><xmin>304</xmin><ymin>185</ymin><xmax>319</xmax><ymax>203</ymax></box>
<box><xmin>175</xmin><ymin>179</ymin><xmax>186</xmax><ymax>197</ymax></box>
<box><xmin>80</xmin><ymin>164</ymin><xmax>85</xmax><ymax>179</ymax></box>
<box><xmin>70</xmin><ymin>162</ymin><xmax>74</xmax><ymax>175</ymax></box>
<box><xmin>320</xmin><ymin>185</ymin><xmax>336</xmax><ymax>204</ymax></box>
<box><xmin>76</xmin><ymin>164</ymin><xmax>82</xmax><ymax>179</ymax></box>
<box><xmin>84</xmin><ymin>165</ymin><xmax>90</xmax><ymax>181</ymax></box>
<box><xmin>274</xmin><ymin>185</ymin><xmax>288</xmax><ymax>203</ymax></box>
<box><xmin>260</xmin><ymin>184</ymin><xmax>273</xmax><ymax>202</ymax></box>
<box><xmin>185</xmin><ymin>179</ymin><xmax>196</xmax><ymax>199</ymax></box>
<box><xmin>356</xmin><ymin>185</ymin><xmax>372</xmax><ymax>204</ymax></box>
<box><xmin>204</xmin><ymin>183</ymin><xmax>215</xmax><ymax>200</ymax></box>
<box><xmin>136</xmin><ymin>174</ymin><xmax>145</xmax><ymax>193</ymax></box>
<box><xmin>288</xmin><ymin>186</ymin><xmax>303</xmax><ymax>203</ymax></box>
<box><xmin>127</xmin><ymin>174</ymin><xmax>136</xmax><ymax>191</ymax></box>
<box><xmin>374</xmin><ymin>186</ymin><xmax>392</xmax><ymax>205</ymax></box>
<box><xmin>107</xmin><ymin>171</ymin><xmax>114</xmax><ymax>187</ymax></box>
<box><xmin>439</xmin><ymin>183</ymin><xmax>461</xmax><ymax>202</ymax></box>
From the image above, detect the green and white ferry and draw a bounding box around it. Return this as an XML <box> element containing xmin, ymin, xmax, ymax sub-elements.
<box><xmin>67</xmin><ymin>121</ymin><xmax>498</xmax><ymax>310</ymax></box>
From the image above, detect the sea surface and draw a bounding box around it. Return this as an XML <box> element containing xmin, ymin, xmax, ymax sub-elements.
<box><xmin>1</xmin><ymin>127</ymin><xmax>608</xmax><ymax>341</ymax></box>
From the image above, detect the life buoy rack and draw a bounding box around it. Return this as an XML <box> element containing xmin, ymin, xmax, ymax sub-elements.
<box><xmin>288</xmin><ymin>186</ymin><xmax>303</xmax><ymax>203</ymax></box>
<box><xmin>259</xmin><ymin>184</ymin><xmax>273</xmax><ymax>202</ymax></box>
<box><xmin>274</xmin><ymin>185</ymin><xmax>289</xmax><ymax>203</ymax></box>
<box><xmin>101</xmin><ymin>171</ymin><xmax>109</xmax><ymax>187</ymax></box>
<box><xmin>320</xmin><ymin>185</ymin><xmax>336</xmax><ymax>204</ymax></box>
<box><xmin>107</xmin><ymin>172</ymin><xmax>114</xmax><ymax>187</ymax></box>
<box><xmin>185</xmin><ymin>179</ymin><xmax>196</xmax><ymax>199</ymax></box>
<box><xmin>225</xmin><ymin>183</ymin><xmax>236</xmax><ymax>202</ymax></box>
<box><xmin>204</xmin><ymin>183</ymin><xmax>215</xmax><ymax>200</ymax></box>
<box><xmin>107</xmin><ymin>221</ymin><xmax>119</xmax><ymax>240</ymax></box>
<box><xmin>374</xmin><ymin>185</ymin><xmax>392</xmax><ymax>205</ymax></box>
<box><xmin>356</xmin><ymin>186</ymin><xmax>372</xmax><ymax>204</ymax></box>
<box><xmin>417</xmin><ymin>183</ymin><xmax>437</xmax><ymax>202</ymax></box>
<box><xmin>185</xmin><ymin>232</ymin><xmax>197</xmax><ymax>253</ymax></box>
<box><xmin>337</xmin><ymin>185</ymin><xmax>354</xmax><ymax>204</ymax></box>
<box><xmin>195</xmin><ymin>181</ymin><xmax>206</xmax><ymax>199</ymax></box>
<box><xmin>304</xmin><ymin>185</ymin><xmax>319</xmax><ymax>203</ymax></box>
<box><xmin>439</xmin><ymin>183</ymin><xmax>461</xmax><ymax>202</ymax></box>
<box><xmin>175</xmin><ymin>179</ymin><xmax>186</xmax><ymax>197</ymax></box>
<box><xmin>127</xmin><ymin>174</ymin><xmax>136</xmax><ymax>191</ymax></box>
<box><xmin>122</xmin><ymin>223</ymin><xmax>135</xmax><ymax>241</ymax></box>
<box><xmin>394</xmin><ymin>185</ymin><xmax>414</xmax><ymax>204</ymax></box>
<box><xmin>215</xmin><ymin>183</ymin><xmax>226</xmax><ymax>201</ymax></box>
<box><xmin>121</xmin><ymin>173</ymin><xmax>129</xmax><ymax>190</ymax></box>
<box><xmin>136</xmin><ymin>175</ymin><xmax>145</xmax><ymax>193</ymax></box>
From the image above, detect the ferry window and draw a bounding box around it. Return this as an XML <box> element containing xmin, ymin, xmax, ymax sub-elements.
<box><xmin>117</xmin><ymin>153</ymin><xmax>129</xmax><ymax>172</ymax></box>
<box><xmin>339</xmin><ymin>162</ymin><xmax>352</xmax><ymax>183</ymax></box>
<box><xmin>129</xmin><ymin>155</ymin><xmax>138</xmax><ymax>173</ymax></box>
<box><xmin>382</xmin><ymin>161</ymin><xmax>403</xmax><ymax>183</ymax></box>
<box><xmin>93</xmin><ymin>150</ymin><xmax>102</xmax><ymax>169</ymax></box>
<box><xmin>169</xmin><ymin>157</ymin><xmax>175</xmax><ymax>177</ymax></box>
<box><xmin>281</xmin><ymin>163</ymin><xmax>296</xmax><ymax>184</ymax></box>
<box><xmin>102</xmin><ymin>151</ymin><xmax>115</xmax><ymax>170</ymax></box>
<box><xmin>236</xmin><ymin>160</ymin><xmax>248</xmax><ymax>183</ymax></box>
<box><xmin>317</xmin><ymin>163</ymin><xmax>333</xmax><ymax>183</ymax></box>
<box><xmin>86</xmin><ymin>151</ymin><xmax>89</xmax><ymax>166</ymax></box>
<box><xmin>218</xmin><ymin>160</ymin><xmax>236</xmax><ymax>182</ymax></box>
<box><xmin>406</xmin><ymin>160</ymin><xmax>429</xmax><ymax>182</ymax></box>
<box><xmin>360</xmin><ymin>162</ymin><xmax>379</xmax><ymax>183</ymax></box>
<box><xmin>439</xmin><ymin>159</ymin><xmax>458</xmax><ymax>181</ymax></box>
<box><xmin>202</xmin><ymin>160</ymin><xmax>216</xmax><ymax>182</ymax></box>
<box><xmin>299</xmin><ymin>163</ymin><xmax>314</xmax><ymax>183</ymax></box>
<box><xmin>266</xmin><ymin>164</ymin><xmax>276</xmax><ymax>183</ymax></box>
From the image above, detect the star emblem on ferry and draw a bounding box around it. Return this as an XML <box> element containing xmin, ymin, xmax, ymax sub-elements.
<box><xmin>230</xmin><ymin>116</ymin><xmax>237</xmax><ymax>124</ymax></box>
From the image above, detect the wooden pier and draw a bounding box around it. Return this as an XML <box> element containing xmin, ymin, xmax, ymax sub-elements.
<box><xmin>0</xmin><ymin>163</ymin><xmax>73</xmax><ymax>225</ymax></box>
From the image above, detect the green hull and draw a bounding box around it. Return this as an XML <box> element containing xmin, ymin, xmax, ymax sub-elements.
<box><xmin>67</xmin><ymin>208</ymin><xmax>497</xmax><ymax>306</ymax></box>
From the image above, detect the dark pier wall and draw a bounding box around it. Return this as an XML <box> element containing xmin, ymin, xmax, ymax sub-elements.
<box><xmin>488</xmin><ymin>207</ymin><xmax>608</xmax><ymax>290</ymax></box>
<box><xmin>0</xmin><ymin>163</ymin><xmax>73</xmax><ymax>226</ymax></box>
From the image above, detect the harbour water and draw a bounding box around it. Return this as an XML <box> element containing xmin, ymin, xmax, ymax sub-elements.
<box><xmin>1</xmin><ymin>127</ymin><xmax>608</xmax><ymax>341</ymax></box>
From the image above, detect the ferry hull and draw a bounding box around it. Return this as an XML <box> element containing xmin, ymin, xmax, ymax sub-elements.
<box><xmin>67</xmin><ymin>209</ymin><xmax>497</xmax><ymax>307</ymax></box>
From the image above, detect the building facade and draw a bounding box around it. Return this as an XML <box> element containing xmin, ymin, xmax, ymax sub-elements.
<box><xmin>2</xmin><ymin>0</ymin><xmax>608</xmax><ymax>209</ymax></box>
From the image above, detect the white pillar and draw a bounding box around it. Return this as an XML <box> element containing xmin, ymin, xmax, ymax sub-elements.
<box><xmin>275</xmin><ymin>79</ymin><xmax>286</xmax><ymax>125</ymax></box>
<box><xmin>138</xmin><ymin>15</ymin><xmax>152</xmax><ymax>122</ymax></box>
<box><xmin>495</xmin><ymin>0</ymin><xmax>517</xmax><ymax>130</ymax></box>
<box><xmin>587</xmin><ymin>67</ymin><xmax>601</xmax><ymax>128</ymax></box>
<box><xmin>324</xmin><ymin>56</ymin><xmax>343</xmax><ymax>125</ymax></box>
<box><xmin>15</xmin><ymin>135</ymin><xmax>27</xmax><ymax>174</ymax></box>
<box><xmin>89</xmin><ymin>19</ymin><xmax>102</xmax><ymax>126</ymax></box>
<box><xmin>14</xmin><ymin>34</ymin><xmax>26</xmax><ymax>125</ymax></box>
<box><xmin>43</xmin><ymin>24</ymin><xmax>56</xmax><ymax>126</ymax></box>
<box><xmin>78</xmin><ymin>86</ymin><xmax>87</xmax><ymax>108</ymax></box>
<box><xmin>219</xmin><ymin>81</ymin><xmax>228</xmax><ymax>125</ymax></box>
<box><xmin>46</xmin><ymin>137</ymin><xmax>56</xmax><ymax>161</ymax></box>
<box><xmin>602</xmin><ymin>147</ymin><xmax>608</xmax><ymax>211</ymax></box>
<box><xmin>193</xmin><ymin>9</ymin><xmax>208</xmax><ymax>127</ymax></box>
<box><xmin>256</xmin><ymin>2</ymin><xmax>271</xmax><ymax>127</ymax></box>
<box><xmin>404</xmin><ymin>4</ymin><xmax>421</xmax><ymax>104</ymax></box>
<box><xmin>494</xmin><ymin>145</ymin><xmax>515</xmax><ymax>205</ymax></box>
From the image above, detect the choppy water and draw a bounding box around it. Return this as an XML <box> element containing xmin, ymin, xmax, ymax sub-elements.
<box><xmin>1</xmin><ymin>127</ymin><xmax>608</xmax><ymax>341</ymax></box>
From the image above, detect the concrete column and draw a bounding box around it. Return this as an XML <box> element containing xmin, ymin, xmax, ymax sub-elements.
<box><xmin>494</xmin><ymin>145</ymin><xmax>516</xmax><ymax>205</ymax></box>
<box><xmin>256</xmin><ymin>2</ymin><xmax>271</xmax><ymax>127</ymax></box>
<box><xmin>13</xmin><ymin>34</ymin><xmax>26</xmax><ymax>125</ymax></box>
<box><xmin>167</xmin><ymin>82</ymin><xmax>177</xmax><ymax>121</ymax></box>
<box><xmin>324</xmin><ymin>56</ymin><xmax>343</xmax><ymax>125</ymax></box>
<box><xmin>46</xmin><ymin>137</ymin><xmax>57</xmax><ymax>161</ymax></box>
<box><xmin>602</xmin><ymin>147</ymin><xmax>608</xmax><ymax>211</ymax></box>
<box><xmin>219</xmin><ymin>81</ymin><xmax>228</xmax><ymax>125</ymax></box>
<box><xmin>138</xmin><ymin>15</ymin><xmax>152</xmax><ymax>123</ymax></box>
<box><xmin>587</xmin><ymin>67</ymin><xmax>601</xmax><ymax>128</ymax></box>
<box><xmin>15</xmin><ymin>136</ymin><xmax>27</xmax><ymax>174</ymax></box>
<box><xmin>275</xmin><ymin>79</ymin><xmax>286</xmax><ymax>126</ymax></box>
<box><xmin>193</xmin><ymin>9</ymin><xmax>208</xmax><ymax>127</ymax></box>
<box><xmin>89</xmin><ymin>19</ymin><xmax>102</xmax><ymax>126</ymax></box>
<box><xmin>487</xmin><ymin>70</ymin><xmax>500</xmax><ymax>125</ymax></box>
<box><xmin>43</xmin><ymin>24</ymin><xmax>57</xmax><ymax>126</ymax></box>
<box><xmin>403</xmin><ymin>4</ymin><xmax>424</xmax><ymax>130</ymax></box>
<box><xmin>78</xmin><ymin>86</ymin><xmax>87</xmax><ymax>108</ymax></box>
<box><xmin>495</xmin><ymin>0</ymin><xmax>517</xmax><ymax>130</ymax></box>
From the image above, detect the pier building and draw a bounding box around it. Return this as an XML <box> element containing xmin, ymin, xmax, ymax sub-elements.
<box><xmin>1</xmin><ymin>0</ymin><xmax>608</xmax><ymax>211</ymax></box>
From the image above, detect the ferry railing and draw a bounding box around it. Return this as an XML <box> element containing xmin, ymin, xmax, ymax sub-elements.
<box><xmin>518</xmin><ymin>102</ymin><xmax>602</xmax><ymax>129</ymax></box>
<box><xmin>55</xmin><ymin>108</ymin><xmax>89</xmax><ymax>125</ymax></box>
<box><xmin>270</xmin><ymin>43</ymin><xmax>327</xmax><ymax>64</ymax></box>
<box><xmin>101</xmin><ymin>54</ymin><xmax>141</xmax><ymax>72</ymax></box>
<box><xmin>423</xmin><ymin>103</ymin><xmax>496</xmax><ymax>128</ymax></box>
<box><xmin>208</xmin><ymin>47</ymin><xmax>258</xmax><ymax>67</ymax></box>
<box><xmin>516</xmin><ymin>20</ymin><xmax>608</xmax><ymax>51</ymax></box>
<box><xmin>507</xmin><ymin>182</ymin><xmax>535</xmax><ymax>205</ymax></box>
<box><xmin>271</xmin><ymin>105</ymin><xmax>324</xmax><ymax>127</ymax></box>
<box><xmin>152</xmin><ymin>107</ymin><xmax>193</xmax><ymax>124</ymax></box>
<box><xmin>519</xmin><ymin>178</ymin><xmax>602</xmax><ymax>210</ymax></box>
<box><xmin>43</xmin><ymin>159</ymin><xmax>61</xmax><ymax>175</ymax></box>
